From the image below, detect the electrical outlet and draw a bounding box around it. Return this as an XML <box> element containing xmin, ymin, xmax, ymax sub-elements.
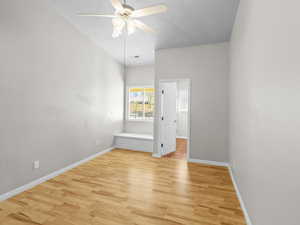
<box><xmin>33</xmin><ymin>160</ymin><xmax>40</xmax><ymax>169</ymax></box>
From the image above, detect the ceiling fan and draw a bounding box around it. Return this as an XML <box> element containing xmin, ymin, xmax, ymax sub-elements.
<box><xmin>78</xmin><ymin>0</ymin><xmax>167</xmax><ymax>38</ymax></box>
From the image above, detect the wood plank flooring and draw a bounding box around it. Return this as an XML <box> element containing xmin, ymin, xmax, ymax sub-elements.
<box><xmin>0</xmin><ymin>149</ymin><xmax>246</xmax><ymax>225</ymax></box>
<box><xmin>163</xmin><ymin>138</ymin><xmax>187</xmax><ymax>160</ymax></box>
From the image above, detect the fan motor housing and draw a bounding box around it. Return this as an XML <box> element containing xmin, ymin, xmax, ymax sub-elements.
<box><xmin>121</xmin><ymin>4</ymin><xmax>134</xmax><ymax>17</ymax></box>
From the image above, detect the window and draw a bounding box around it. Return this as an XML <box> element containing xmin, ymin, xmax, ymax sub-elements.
<box><xmin>127</xmin><ymin>87</ymin><xmax>155</xmax><ymax>121</ymax></box>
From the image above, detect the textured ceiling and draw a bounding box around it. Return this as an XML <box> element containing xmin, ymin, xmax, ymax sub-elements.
<box><xmin>49</xmin><ymin>0</ymin><xmax>239</xmax><ymax>66</ymax></box>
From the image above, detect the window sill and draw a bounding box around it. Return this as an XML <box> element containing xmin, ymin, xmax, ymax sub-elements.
<box><xmin>126</xmin><ymin>119</ymin><xmax>154</xmax><ymax>123</ymax></box>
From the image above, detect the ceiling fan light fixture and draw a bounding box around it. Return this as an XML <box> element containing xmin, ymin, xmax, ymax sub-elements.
<box><xmin>112</xmin><ymin>17</ymin><xmax>125</xmax><ymax>38</ymax></box>
<box><xmin>112</xmin><ymin>29</ymin><xmax>121</xmax><ymax>38</ymax></box>
<box><xmin>127</xmin><ymin>19</ymin><xmax>136</xmax><ymax>35</ymax></box>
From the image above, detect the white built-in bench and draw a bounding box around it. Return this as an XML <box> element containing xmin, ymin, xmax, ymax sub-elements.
<box><xmin>113</xmin><ymin>133</ymin><xmax>153</xmax><ymax>153</ymax></box>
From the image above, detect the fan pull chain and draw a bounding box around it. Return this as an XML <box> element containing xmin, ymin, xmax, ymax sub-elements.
<box><xmin>123</xmin><ymin>28</ymin><xmax>127</xmax><ymax>75</ymax></box>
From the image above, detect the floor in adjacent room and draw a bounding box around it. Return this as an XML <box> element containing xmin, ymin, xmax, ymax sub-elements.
<box><xmin>0</xmin><ymin>149</ymin><xmax>246</xmax><ymax>225</ymax></box>
<box><xmin>163</xmin><ymin>138</ymin><xmax>187</xmax><ymax>160</ymax></box>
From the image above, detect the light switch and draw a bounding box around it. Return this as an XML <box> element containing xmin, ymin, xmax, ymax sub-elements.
<box><xmin>34</xmin><ymin>160</ymin><xmax>40</xmax><ymax>169</ymax></box>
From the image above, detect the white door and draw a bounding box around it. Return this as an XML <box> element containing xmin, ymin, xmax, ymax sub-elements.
<box><xmin>159</xmin><ymin>81</ymin><xmax>177</xmax><ymax>155</ymax></box>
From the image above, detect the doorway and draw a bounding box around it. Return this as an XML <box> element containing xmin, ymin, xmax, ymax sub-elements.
<box><xmin>157</xmin><ymin>79</ymin><xmax>190</xmax><ymax>160</ymax></box>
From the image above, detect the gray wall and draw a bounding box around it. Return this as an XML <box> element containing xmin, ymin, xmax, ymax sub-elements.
<box><xmin>0</xmin><ymin>0</ymin><xmax>124</xmax><ymax>195</ymax></box>
<box><xmin>229</xmin><ymin>0</ymin><xmax>300</xmax><ymax>224</ymax></box>
<box><xmin>125</xmin><ymin>65</ymin><xmax>155</xmax><ymax>135</ymax></box>
<box><xmin>155</xmin><ymin>43</ymin><xmax>229</xmax><ymax>162</ymax></box>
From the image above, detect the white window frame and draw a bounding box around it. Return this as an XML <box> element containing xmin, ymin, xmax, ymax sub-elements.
<box><xmin>126</xmin><ymin>86</ymin><xmax>155</xmax><ymax>122</ymax></box>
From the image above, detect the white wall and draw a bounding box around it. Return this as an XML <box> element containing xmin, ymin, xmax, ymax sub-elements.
<box><xmin>125</xmin><ymin>66</ymin><xmax>155</xmax><ymax>134</ymax></box>
<box><xmin>0</xmin><ymin>0</ymin><xmax>124</xmax><ymax>194</ymax></box>
<box><xmin>155</xmin><ymin>43</ymin><xmax>229</xmax><ymax>162</ymax></box>
<box><xmin>230</xmin><ymin>0</ymin><xmax>300</xmax><ymax>224</ymax></box>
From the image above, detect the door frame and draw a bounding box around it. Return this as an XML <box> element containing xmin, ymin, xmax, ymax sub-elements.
<box><xmin>153</xmin><ymin>78</ymin><xmax>191</xmax><ymax>160</ymax></box>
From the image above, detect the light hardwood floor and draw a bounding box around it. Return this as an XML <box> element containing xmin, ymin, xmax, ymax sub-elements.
<box><xmin>0</xmin><ymin>149</ymin><xmax>246</xmax><ymax>225</ymax></box>
<box><xmin>163</xmin><ymin>138</ymin><xmax>187</xmax><ymax>160</ymax></box>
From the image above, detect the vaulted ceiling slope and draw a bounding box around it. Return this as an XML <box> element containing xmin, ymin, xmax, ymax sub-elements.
<box><xmin>50</xmin><ymin>0</ymin><xmax>239</xmax><ymax>66</ymax></box>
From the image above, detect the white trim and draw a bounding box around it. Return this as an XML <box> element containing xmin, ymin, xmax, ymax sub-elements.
<box><xmin>0</xmin><ymin>147</ymin><xmax>113</xmax><ymax>202</ymax></box>
<box><xmin>228</xmin><ymin>166</ymin><xmax>253</xmax><ymax>225</ymax></box>
<box><xmin>176</xmin><ymin>136</ymin><xmax>188</xmax><ymax>139</ymax></box>
<box><xmin>188</xmin><ymin>158</ymin><xmax>229</xmax><ymax>167</ymax></box>
<box><xmin>152</xmin><ymin>153</ymin><xmax>161</xmax><ymax>158</ymax></box>
<box><xmin>126</xmin><ymin>119</ymin><xmax>153</xmax><ymax>123</ymax></box>
<box><xmin>114</xmin><ymin>133</ymin><xmax>153</xmax><ymax>141</ymax></box>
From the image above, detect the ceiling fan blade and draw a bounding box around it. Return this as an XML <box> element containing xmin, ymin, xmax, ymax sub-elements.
<box><xmin>132</xmin><ymin>5</ymin><xmax>167</xmax><ymax>18</ymax></box>
<box><xmin>111</xmin><ymin>0</ymin><xmax>124</xmax><ymax>11</ymax></box>
<box><xmin>133</xmin><ymin>20</ymin><xmax>155</xmax><ymax>33</ymax></box>
<box><xmin>78</xmin><ymin>13</ymin><xmax>116</xmax><ymax>18</ymax></box>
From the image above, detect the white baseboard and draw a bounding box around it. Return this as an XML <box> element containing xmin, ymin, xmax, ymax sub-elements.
<box><xmin>228</xmin><ymin>166</ymin><xmax>253</xmax><ymax>225</ymax></box>
<box><xmin>0</xmin><ymin>147</ymin><xmax>113</xmax><ymax>202</ymax></box>
<box><xmin>176</xmin><ymin>136</ymin><xmax>188</xmax><ymax>139</ymax></box>
<box><xmin>188</xmin><ymin>158</ymin><xmax>229</xmax><ymax>167</ymax></box>
<box><xmin>152</xmin><ymin>153</ymin><xmax>161</xmax><ymax>158</ymax></box>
